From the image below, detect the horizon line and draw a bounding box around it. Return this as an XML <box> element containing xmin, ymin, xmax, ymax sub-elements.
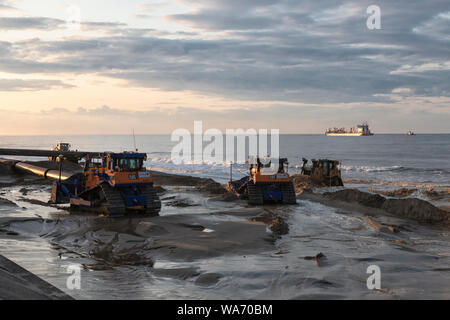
<box><xmin>0</xmin><ymin>132</ymin><xmax>449</xmax><ymax>137</ymax></box>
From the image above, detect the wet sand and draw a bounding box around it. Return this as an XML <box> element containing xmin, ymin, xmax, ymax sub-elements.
<box><xmin>0</xmin><ymin>160</ymin><xmax>285</xmax><ymax>298</ymax></box>
<box><xmin>1</xmin><ymin>159</ymin><xmax>449</xmax><ymax>299</ymax></box>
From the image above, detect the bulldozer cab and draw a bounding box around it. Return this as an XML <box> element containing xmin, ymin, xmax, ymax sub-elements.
<box><xmin>49</xmin><ymin>142</ymin><xmax>73</xmax><ymax>162</ymax></box>
<box><xmin>249</xmin><ymin>157</ymin><xmax>288</xmax><ymax>175</ymax></box>
<box><xmin>248</xmin><ymin>157</ymin><xmax>291</xmax><ymax>184</ymax></box>
<box><xmin>105</xmin><ymin>152</ymin><xmax>147</xmax><ymax>173</ymax></box>
<box><xmin>318</xmin><ymin>159</ymin><xmax>337</xmax><ymax>176</ymax></box>
<box><xmin>55</xmin><ymin>143</ymin><xmax>71</xmax><ymax>152</ymax></box>
<box><xmin>82</xmin><ymin>152</ymin><xmax>150</xmax><ymax>189</ymax></box>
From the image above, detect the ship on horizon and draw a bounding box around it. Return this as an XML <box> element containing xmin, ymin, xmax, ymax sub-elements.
<box><xmin>325</xmin><ymin>122</ymin><xmax>374</xmax><ymax>136</ymax></box>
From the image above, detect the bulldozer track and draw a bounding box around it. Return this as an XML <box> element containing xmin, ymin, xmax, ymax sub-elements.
<box><xmin>248</xmin><ymin>182</ymin><xmax>264</xmax><ymax>205</ymax></box>
<box><xmin>281</xmin><ymin>182</ymin><xmax>296</xmax><ymax>204</ymax></box>
<box><xmin>141</xmin><ymin>185</ymin><xmax>161</xmax><ymax>215</ymax></box>
<box><xmin>100</xmin><ymin>183</ymin><xmax>126</xmax><ymax>216</ymax></box>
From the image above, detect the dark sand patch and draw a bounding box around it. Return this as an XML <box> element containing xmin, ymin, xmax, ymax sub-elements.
<box><xmin>1</xmin><ymin>211</ymin><xmax>276</xmax><ymax>265</ymax></box>
<box><xmin>0</xmin><ymin>197</ymin><xmax>17</xmax><ymax>207</ymax></box>
<box><xmin>291</xmin><ymin>174</ymin><xmax>322</xmax><ymax>194</ymax></box>
<box><xmin>153</xmin><ymin>267</ymin><xmax>200</xmax><ymax>280</ymax></box>
<box><xmin>17</xmin><ymin>197</ymin><xmax>62</xmax><ymax>209</ymax></box>
<box><xmin>150</xmin><ymin>171</ymin><xmax>226</xmax><ymax>195</ymax></box>
<box><xmin>165</xmin><ymin>199</ymin><xmax>199</xmax><ymax>207</ymax></box>
<box><xmin>195</xmin><ymin>273</ymin><xmax>223</xmax><ymax>287</ymax></box>
<box><xmin>249</xmin><ymin>211</ymin><xmax>289</xmax><ymax>237</ymax></box>
<box><xmin>303</xmin><ymin>252</ymin><xmax>327</xmax><ymax>267</ymax></box>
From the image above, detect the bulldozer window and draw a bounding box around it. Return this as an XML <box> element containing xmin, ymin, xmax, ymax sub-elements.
<box><xmin>260</xmin><ymin>161</ymin><xmax>282</xmax><ymax>175</ymax></box>
<box><xmin>118</xmin><ymin>158</ymin><xmax>142</xmax><ymax>171</ymax></box>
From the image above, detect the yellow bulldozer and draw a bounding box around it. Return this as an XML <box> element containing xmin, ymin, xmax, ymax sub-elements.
<box><xmin>300</xmin><ymin>158</ymin><xmax>343</xmax><ymax>186</ymax></box>
<box><xmin>48</xmin><ymin>142</ymin><xmax>80</xmax><ymax>163</ymax></box>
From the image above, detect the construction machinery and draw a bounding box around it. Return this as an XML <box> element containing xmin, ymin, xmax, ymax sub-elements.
<box><xmin>300</xmin><ymin>158</ymin><xmax>343</xmax><ymax>186</ymax></box>
<box><xmin>48</xmin><ymin>142</ymin><xmax>78</xmax><ymax>162</ymax></box>
<box><xmin>226</xmin><ymin>157</ymin><xmax>296</xmax><ymax>205</ymax></box>
<box><xmin>4</xmin><ymin>148</ymin><xmax>161</xmax><ymax>216</ymax></box>
<box><xmin>56</xmin><ymin>152</ymin><xmax>161</xmax><ymax>216</ymax></box>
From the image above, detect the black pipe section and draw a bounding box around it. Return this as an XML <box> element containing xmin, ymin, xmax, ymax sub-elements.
<box><xmin>0</xmin><ymin>148</ymin><xmax>103</xmax><ymax>159</ymax></box>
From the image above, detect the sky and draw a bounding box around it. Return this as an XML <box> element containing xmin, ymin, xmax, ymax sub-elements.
<box><xmin>0</xmin><ymin>0</ymin><xmax>449</xmax><ymax>134</ymax></box>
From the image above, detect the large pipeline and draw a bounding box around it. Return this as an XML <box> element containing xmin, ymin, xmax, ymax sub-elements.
<box><xmin>14</xmin><ymin>162</ymin><xmax>75</xmax><ymax>181</ymax></box>
<box><xmin>0</xmin><ymin>148</ymin><xmax>102</xmax><ymax>159</ymax></box>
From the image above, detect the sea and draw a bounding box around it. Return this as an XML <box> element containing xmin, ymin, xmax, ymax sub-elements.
<box><xmin>1</xmin><ymin>133</ymin><xmax>449</xmax><ymax>187</ymax></box>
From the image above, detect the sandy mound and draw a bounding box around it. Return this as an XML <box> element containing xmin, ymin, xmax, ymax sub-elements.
<box><xmin>424</xmin><ymin>187</ymin><xmax>450</xmax><ymax>200</ymax></box>
<box><xmin>291</xmin><ymin>174</ymin><xmax>322</xmax><ymax>193</ymax></box>
<box><xmin>150</xmin><ymin>171</ymin><xmax>227</xmax><ymax>194</ymax></box>
<box><xmin>325</xmin><ymin>189</ymin><xmax>385</xmax><ymax>207</ymax></box>
<box><xmin>368</xmin><ymin>187</ymin><xmax>417</xmax><ymax>198</ymax></box>
<box><xmin>381</xmin><ymin>198</ymin><xmax>448</xmax><ymax>223</ymax></box>
<box><xmin>324</xmin><ymin>189</ymin><xmax>449</xmax><ymax>223</ymax></box>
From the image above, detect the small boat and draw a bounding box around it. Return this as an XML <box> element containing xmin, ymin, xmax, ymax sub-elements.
<box><xmin>407</xmin><ymin>131</ymin><xmax>416</xmax><ymax>136</ymax></box>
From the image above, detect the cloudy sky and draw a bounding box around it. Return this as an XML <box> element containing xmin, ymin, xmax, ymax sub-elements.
<box><xmin>0</xmin><ymin>0</ymin><xmax>449</xmax><ymax>134</ymax></box>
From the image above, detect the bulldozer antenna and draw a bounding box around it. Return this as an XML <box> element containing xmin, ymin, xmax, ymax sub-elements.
<box><xmin>132</xmin><ymin>129</ymin><xmax>137</xmax><ymax>152</ymax></box>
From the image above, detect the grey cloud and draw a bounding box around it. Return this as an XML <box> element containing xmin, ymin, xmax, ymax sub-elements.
<box><xmin>413</xmin><ymin>12</ymin><xmax>450</xmax><ymax>40</ymax></box>
<box><xmin>0</xmin><ymin>4</ymin><xmax>15</xmax><ymax>11</ymax></box>
<box><xmin>0</xmin><ymin>15</ymin><xmax>126</xmax><ymax>32</ymax></box>
<box><xmin>76</xmin><ymin>105</ymin><xmax>129</xmax><ymax>116</ymax></box>
<box><xmin>0</xmin><ymin>78</ymin><xmax>73</xmax><ymax>91</ymax></box>
<box><xmin>33</xmin><ymin>103</ymin><xmax>450</xmax><ymax>133</ymax></box>
<box><xmin>0</xmin><ymin>17</ymin><xmax>65</xmax><ymax>30</ymax></box>
<box><xmin>170</xmin><ymin>11</ymin><xmax>278</xmax><ymax>30</ymax></box>
<box><xmin>0</xmin><ymin>0</ymin><xmax>18</xmax><ymax>11</ymax></box>
<box><xmin>40</xmin><ymin>107</ymin><xmax>70</xmax><ymax>114</ymax></box>
<box><xmin>0</xmin><ymin>0</ymin><xmax>449</xmax><ymax>105</ymax></box>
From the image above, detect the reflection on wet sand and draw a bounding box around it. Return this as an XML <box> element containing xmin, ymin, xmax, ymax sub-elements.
<box><xmin>0</xmin><ymin>163</ymin><xmax>449</xmax><ymax>299</ymax></box>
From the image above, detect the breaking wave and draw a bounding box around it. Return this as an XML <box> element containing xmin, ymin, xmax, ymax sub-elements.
<box><xmin>340</xmin><ymin>165</ymin><xmax>404</xmax><ymax>173</ymax></box>
<box><xmin>340</xmin><ymin>165</ymin><xmax>450</xmax><ymax>175</ymax></box>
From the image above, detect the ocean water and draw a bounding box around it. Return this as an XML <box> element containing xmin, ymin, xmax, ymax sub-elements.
<box><xmin>1</xmin><ymin>134</ymin><xmax>449</xmax><ymax>186</ymax></box>
<box><xmin>0</xmin><ymin>134</ymin><xmax>449</xmax><ymax>299</ymax></box>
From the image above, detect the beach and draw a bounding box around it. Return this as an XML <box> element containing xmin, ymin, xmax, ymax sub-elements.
<box><xmin>0</xmin><ymin>144</ymin><xmax>449</xmax><ymax>299</ymax></box>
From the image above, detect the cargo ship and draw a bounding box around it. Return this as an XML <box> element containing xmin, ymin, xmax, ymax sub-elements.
<box><xmin>325</xmin><ymin>122</ymin><xmax>374</xmax><ymax>136</ymax></box>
